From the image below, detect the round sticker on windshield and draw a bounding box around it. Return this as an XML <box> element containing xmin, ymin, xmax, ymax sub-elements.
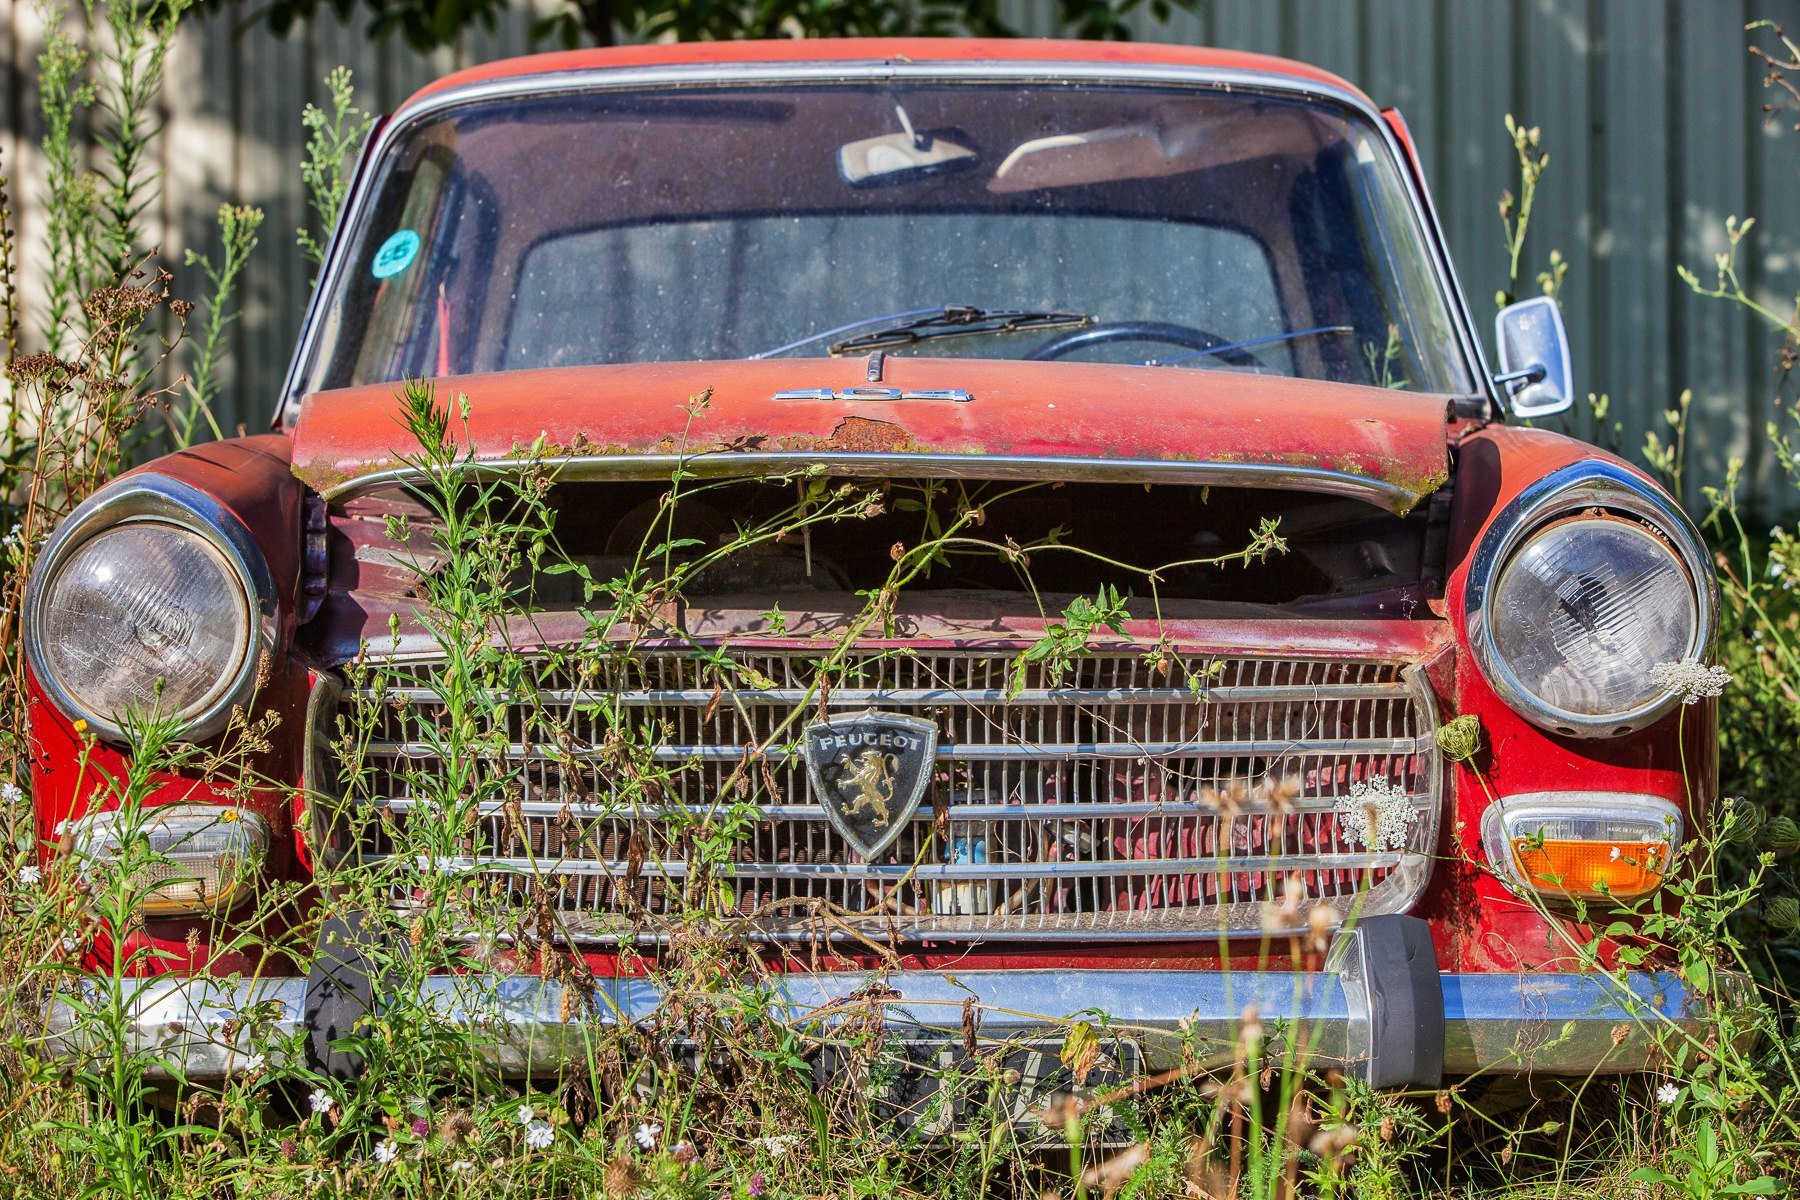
<box><xmin>371</xmin><ymin>230</ymin><xmax>421</xmax><ymax>279</ymax></box>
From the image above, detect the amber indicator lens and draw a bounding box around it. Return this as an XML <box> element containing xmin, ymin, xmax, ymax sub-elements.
<box><xmin>63</xmin><ymin>805</ymin><xmax>270</xmax><ymax>915</ymax></box>
<box><xmin>1482</xmin><ymin>793</ymin><xmax>1682</xmax><ymax>902</ymax></box>
<box><xmin>1509</xmin><ymin>837</ymin><xmax>1666</xmax><ymax>899</ymax></box>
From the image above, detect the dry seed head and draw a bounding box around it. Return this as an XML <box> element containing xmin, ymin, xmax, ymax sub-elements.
<box><xmin>1307</xmin><ymin>905</ymin><xmax>1336</xmax><ymax>955</ymax></box>
<box><xmin>443</xmin><ymin>1110</ymin><xmax>475</xmax><ymax>1144</ymax></box>
<box><xmin>603</xmin><ymin>1157</ymin><xmax>641</xmax><ymax>1198</ymax></box>
<box><xmin>6</xmin><ymin>352</ymin><xmax>76</xmax><ymax>382</ymax></box>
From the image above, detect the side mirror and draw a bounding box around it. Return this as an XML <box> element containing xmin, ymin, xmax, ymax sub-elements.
<box><xmin>1493</xmin><ymin>295</ymin><xmax>1573</xmax><ymax>418</ymax></box>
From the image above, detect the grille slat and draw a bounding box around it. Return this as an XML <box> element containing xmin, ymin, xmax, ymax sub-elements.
<box><xmin>326</xmin><ymin>648</ymin><xmax>1442</xmax><ymax>942</ymax></box>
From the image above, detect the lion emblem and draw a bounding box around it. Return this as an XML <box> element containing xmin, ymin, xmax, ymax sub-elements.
<box><xmin>834</xmin><ymin>749</ymin><xmax>898</xmax><ymax>821</ymax></box>
<box><xmin>803</xmin><ymin>711</ymin><xmax>938</xmax><ymax>858</ymax></box>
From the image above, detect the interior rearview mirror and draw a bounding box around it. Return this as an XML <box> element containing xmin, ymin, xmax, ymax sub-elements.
<box><xmin>839</xmin><ymin>102</ymin><xmax>975</xmax><ymax>187</ymax></box>
<box><xmin>1493</xmin><ymin>295</ymin><xmax>1573</xmax><ymax>418</ymax></box>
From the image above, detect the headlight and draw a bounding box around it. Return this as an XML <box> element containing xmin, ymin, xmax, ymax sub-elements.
<box><xmin>24</xmin><ymin>476</ymin><xmax>275</xmax><ymax>743</ymax></box>
<box><xmin>63</xmin><ymin>804</ymin><xmax>270</xmax><ymax>915</ymax></box>
<box><xmin>1466</xmin><ymin>462</ymin><xmax>1715</xmax><ymax>737</ymax></box>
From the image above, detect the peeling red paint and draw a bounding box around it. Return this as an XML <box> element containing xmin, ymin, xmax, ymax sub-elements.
<box><xmin>290</xmin><ymin>358</ymin><xmax>1453</xmax><ymax>504</ymax></box>
<box><xmin>406</xmin><ymin>38</ymin><xmax>1372</xmax><ymax>110</ymax></box>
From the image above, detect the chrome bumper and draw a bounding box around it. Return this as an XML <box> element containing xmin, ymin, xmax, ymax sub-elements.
<box><xmin>44</xmin><ymin>964</ymin><xmax>1720</xmax><ymax>1083</ymax></box>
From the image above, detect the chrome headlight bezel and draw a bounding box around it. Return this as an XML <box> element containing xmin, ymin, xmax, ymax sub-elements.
<box><xmin>23</xmin><ymin>475</ymin><xmax>277</xmax><ymax>744</ymax></box>
<box><xmin>1463</xmin><ymin>461</ymin><xmax>1716</xmax><ymax>738</ymax></box>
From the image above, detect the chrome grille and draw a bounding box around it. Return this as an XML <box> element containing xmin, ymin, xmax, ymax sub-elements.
<box><xmin>323</xmin><ymin>648</ymin><xmax>1442</xmax><ymax>941</ymax></box>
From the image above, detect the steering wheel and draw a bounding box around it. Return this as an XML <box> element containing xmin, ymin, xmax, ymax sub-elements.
<box><xmin>1025</xmin><ymin>321</ymin><xmax>1262</xmax><ymax>367</ymax></box>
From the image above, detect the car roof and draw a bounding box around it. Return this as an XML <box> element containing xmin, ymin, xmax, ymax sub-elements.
<box><xmin>405</xmin><ymin>38</ymin><xmax>1371</xmax><ymax>109</ymax></box>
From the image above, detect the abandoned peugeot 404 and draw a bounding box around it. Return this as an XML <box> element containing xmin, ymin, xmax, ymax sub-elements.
<box><xmin>28</xmin><ymin>39</ymin><xmax>1730</xmax><ymax>1094</ymax></box>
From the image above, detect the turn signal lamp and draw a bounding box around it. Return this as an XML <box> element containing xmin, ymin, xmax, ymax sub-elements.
<box><xmin>1482</xmin><ymin>793</ymin><xmax>1681</xmax><ymax>901</ymax></box>
<box><xmin>62</xmin><ymin>804</ymin><xmax>269</xmax><ymax>915</ymax></box>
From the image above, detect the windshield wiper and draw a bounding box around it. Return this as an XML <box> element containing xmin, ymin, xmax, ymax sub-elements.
<box><xmin>750</xmin><ymin>305</ymin><xmax>1093</xmax><ymax>359</ymax></box>
<box><xmin>833</xmin><ymin>306</ymin><xmax>1092</xmax><ymax>354</ymax></box>
<box><xmin>1140</xmin><ymin>324</ymin><xmax>1356</xmax><ymax>368</ymax></box>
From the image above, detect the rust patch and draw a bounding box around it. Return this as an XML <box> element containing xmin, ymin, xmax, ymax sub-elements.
<box><xmin>823</xmin><ymin>416</ymin><xmax>915</xmax><ymax>454</ymax></box>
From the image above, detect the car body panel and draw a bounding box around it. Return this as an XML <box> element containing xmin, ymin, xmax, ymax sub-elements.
<box><xmin>289</xmin><ymin>360</ymin><xmax>1455</xmax><ymax>509</ymax></box>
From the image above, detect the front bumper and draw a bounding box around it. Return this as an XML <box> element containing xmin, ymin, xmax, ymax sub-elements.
<box><xmin>44</xmin><ymin>957</ymin><xmax>1724</xmax><ymax>1084</ymax></box>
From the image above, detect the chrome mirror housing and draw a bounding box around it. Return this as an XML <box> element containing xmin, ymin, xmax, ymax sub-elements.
<box><xmin>1493</xmin><ymin>295</ymin><xmax>1573</xmax><ymax>418</ymax></box>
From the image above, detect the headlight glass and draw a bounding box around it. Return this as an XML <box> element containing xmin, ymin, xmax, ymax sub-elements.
<box><xmin>37</xmin><ymin>522</ymin><xmax>252</xmax><ymax>729</ymax></box>
<box><xmin>1489</xmin><ymin>515</ymin><xmax>1697</xmax><ymax>720</ymax></box>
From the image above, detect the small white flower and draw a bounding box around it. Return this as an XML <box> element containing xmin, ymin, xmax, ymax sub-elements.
<box><xmin>1609</xmin><ymin>846</ymin><xmax>1622</xmax><ymax>861</ymax></box>
<box><xmin>1657</xmin><ymin>1082</ymin><xmax>1680</xmax><ymax>1105</ymax></box>
<box><xmin>524</xmin><ymin>1120</ymin><xmax>554</xmax><ymax>1150</ymax></box>
<box><xmin>17</xmin><ymin>865</ymin><xmax>40</xmax><ymax>886</ymax></box>
<box><xmin>516</xmin><ymin>1104</ymin><xmax>536</xmax><ymax>1127</ymax></box>
<box><xmin>0</xmin><ymin>783</ymin><xmax>22</xmax><ymax>805</ymax></box>
<box><xmin>374</xmin><ymin>1138</ymin><xmax>398</xmax><ymax>1164</ymax></box>
<box><xmin>1335</xmin><ymin>776</ymin><xmax>1414</xmax><ymax>852</ymax></box>
<box><xmin>244</xmin><ymin>1052</ymin><xmax>266</xmax><ymax>1073</ymax></box>
<box><xmin>451</xmin><ymin>1160</ymin><xmax>473</xmax><ymax>1172</ymax></box>
<box><xmin>753</xmin><ymin>1134</ymin><xmax>800</xmax><ymax>1159</ymax></box>
<box><xmin>309</xmin><ymin>1088</ymin><xmax>333</xmax><ymax>1114</ymax></box>
<box><xmin>634</xmin><ymin>1122</ymin><xmax>661</xmax><ymax>1150</ymax></box>
<box><xmin>1650</xmin><ymin>659</ymin><xmax>1732</xmax><ymax>705</ymax></box>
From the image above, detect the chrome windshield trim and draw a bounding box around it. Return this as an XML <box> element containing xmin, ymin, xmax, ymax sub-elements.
<box><xmin>319</xmin><ymin>451</ymin><xmax>1425</xmax><ymax>512</ymax></box>
<box><xmin>276</xmin><ymin>58</ymin><xmax>1490</xmax><ymax>427</ymax></box>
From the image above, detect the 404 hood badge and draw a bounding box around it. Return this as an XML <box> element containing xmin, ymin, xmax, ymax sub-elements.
<box><xmin>772</xmin><ymin>387</ymin><xmax>972</xmax><ymax>403</ymax></box>
<box><xmin>801</xmin><ymin>709</ymin><xmax>939</xmax><ymax>859</ymax></box>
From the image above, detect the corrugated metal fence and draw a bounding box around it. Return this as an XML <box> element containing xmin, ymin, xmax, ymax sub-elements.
<box><xmin>4</xmin><ymin>0</ymin><xmax>1800</xmax><ymax>512</ymax></box>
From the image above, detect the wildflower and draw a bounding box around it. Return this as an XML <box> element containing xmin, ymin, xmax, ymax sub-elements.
<box><xmin>1649</xmin><ymin>659</ymin><xmax>1731</xmax><ymax>704</ymax></box>
<box><xmin>634</xmin><ymin>1122</ymin><xmax>661</xmax><ymax>1150</ymax></box>
<box><xmin>1609</xmin><ymin>846</ymin><xmax>1621</xmax><ymax>861</ymax></box>
<box><xmin>17</xmin><ymin>865</ymin><xmax>40</xmax><ymax>886</ymax></box>
<box><xmin>0</xmin><ymin>782</ymin><xmax>22</xmax><ymax>805</ymax></box>
<box><xmin>411</xmin><ymin>1117</ymin><xmax>429</xmax><ymax>1137</ymax></box>
<box><xmin>71</xmin><ymin>719</ymin><xmax>87</xmax><ymax>734</ymax></box>
<box><xmin>670</xmin><ymin>1140</ymin><xmax>696</xmax><ymax>1165</ymax></box>
<box><xmin>1433</xmin><ymin>714</ymin><xmax>1482</xmax><ymax>763</ymax></box>
<box><xmin>374</xmin><ymin>1139</ymin><xmax>398</xmax><ymax>1164</ymax></box>
<box><xmin>1656</xmin><ymin>1082</ymin><xmax>1680</xmax><ymax>1105</ymax></box>
<box><xmin>452</xmin><ymin>1160</ymin><xmax>473</xmax><ymax>1172</ymax></box>
<box><xmin>1335</xmin><ymin>776</ymin><xmax>1414</xmax><ymax>851</ymax></box>
<box><xmin>524</xmin><ymin>1120</ymin><xmax>554</xmax><ymax>1150</ymax></box>
<box><xmin>748</xmin><ymin>1171</ymin><xmax>767</xmax><ymax>1197</ymax></box>
<box><xmin>309</xmin><ymin>1088</ymin><xmax>333</xmax><ymax>1114</ymax></box>
<box><xmin>517</xmin><ymin>1104</ymin><xmax>536</xmax><ymax>1127</ymax></box>
<box><xmin>244</xmin><ymin>1052</ymin><xmax>266</xmax><ymax>1073</ymax></box>
<box><xmin>753</xmin><ymin>1134</ymin><xmax>799</xmax><ymax>1159</ymax></box>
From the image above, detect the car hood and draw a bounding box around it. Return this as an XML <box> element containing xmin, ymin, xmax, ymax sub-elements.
<box><xmin>289</xmin><ymin>358</ymin><xmax>1454</xmax><ymax>513</ymax></box>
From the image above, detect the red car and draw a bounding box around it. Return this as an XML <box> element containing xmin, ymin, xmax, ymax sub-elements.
<box><xmin>28</xmin><ymin>39</ymin><xmax>1722</xmax><ymax>1092</ymax></box>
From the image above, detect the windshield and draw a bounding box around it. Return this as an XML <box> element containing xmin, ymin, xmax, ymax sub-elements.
<box><xmin>301</xmin><ymin>81</ymin><xmax>1477</xmax><ymax>396</ymax></box>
